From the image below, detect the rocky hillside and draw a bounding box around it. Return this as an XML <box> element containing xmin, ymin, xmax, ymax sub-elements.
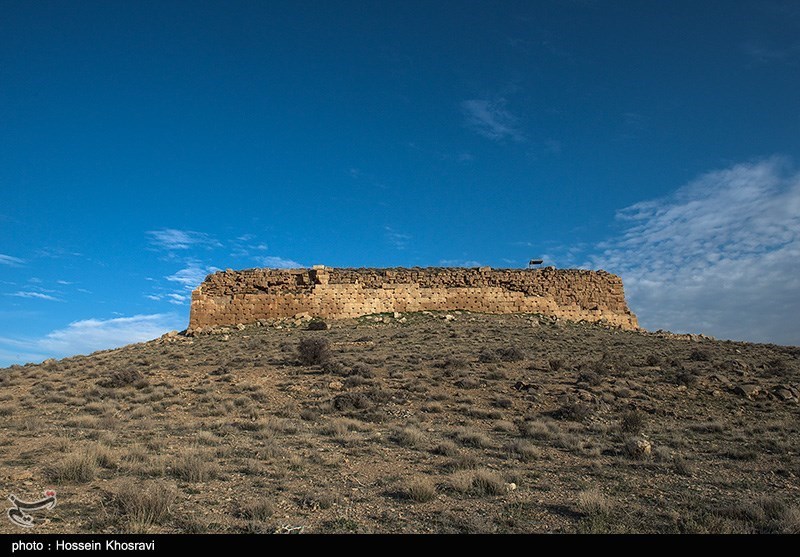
<box><xmin>0</xmin><ymin>311</ymin><xmax>798</xmax><ymax>533</ymax></box>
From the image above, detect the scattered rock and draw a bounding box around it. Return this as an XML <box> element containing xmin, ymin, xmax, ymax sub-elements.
<box><xmin>444</xmin><ymin>314</ymin><xmax>455</xmax><ymax>321</ymax></box>
<box><xmin>307</xmin><ymin>319</ymin><xmax>330</xmax><ymax>330</ymax></box>
<box><xmin>328</xmin><ymin>381</ymin><xmax>344</xmax><ymax>391</ymax></box>
<box><xmin>393</xmin><ymin>312</ymin><xmax>402</xmax><ymax>319</ymax></box>
<box><xmin>733</xmin><ymin>384</ymin><xmax>762</xmax><ymax>399</ymax></box>
<box><xmin>772</xmin><ymin>385</ymin><xmax>798</xmax><ymax>402</ymax></box>
<box><xmin>723</xmin><ymin>359</ymin><xmax>751</xmax><ymax>376</ymax></box>
<box><xmin>236</xmin><ymin>323</ymin><xmax>246</xmax><ymax>331</ymax></box>
<box><xmin>624</xmin><ymin>437</ymin><xmax>652</xmax><ymax>459</ymax></box>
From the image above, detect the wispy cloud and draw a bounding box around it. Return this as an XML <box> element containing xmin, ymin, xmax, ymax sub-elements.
<box><xmin>146</xmin><ymin>229</ymin><xmax>221</xmax><ymax>251</ymax></box>
<box><xmin>254</xmin><ymin>256</ymin><xmax>303</xmax><ymax>269</ymax></box>
<box><xmin>439</xmin><ymin>259</ymin><xmax>482</xmax><ymax>267</ymax></box>
<box><xmin>461</xmin><ymin>98</ymin><xmax>525</xmax><ymax>142</ymax></box>
<box><xmin>385</xmin><ymin>226</ymin><xmax>412</xmax><ymax>250</ymax></box>
<box><xmin>165</xmin><ymin>264</ymin><xmax>220</xmax><ymax>289</ymax></box>
<box><xmin>584</xmin><ymin>157</ymin><xmax>800</xmax><ymax>345</ymax></box>
<box><xmin>743</xmin><ymin>40</ymin><xmax>800</xmax><ymax>65</ymax></box>
<box><xmin>34</xmin><ymin>247</ymin><xmax>83</xmax><ymax>259</ymax></box>
<box><xmin>229</xmin><ymin>235</ymin><xmax>269</xmax><ymax>258</ymax></box>
<box><xmin>7</xmin><ymin>291</ymin><xmax>61</xmax><ymax>301</ymax></box>
<box><xmin>0</xmin><ymin>254</ymin><xmax>24</xmax><ymax>266</ymax></box>
<box><xmin>0</xmin><ymin>313</ymin><xmax>184</xmax><ymax>366</ymax></box>
<box><xmin>167</xmin><ymin>293</ymin><xmax>189</xmax><ymax>305</ymax></box>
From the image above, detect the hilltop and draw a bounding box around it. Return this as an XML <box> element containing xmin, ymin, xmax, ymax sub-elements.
<box><xmin>0</xmin><ymin>311</ymin><xmax>798</xmax><ymax>533</ymax></box>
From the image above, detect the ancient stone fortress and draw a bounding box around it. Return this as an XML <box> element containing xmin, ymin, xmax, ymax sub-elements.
<box><xmin>188</xmin><ymin>266</ymin><xmax>639</xmax><ymax>332</ymax></box>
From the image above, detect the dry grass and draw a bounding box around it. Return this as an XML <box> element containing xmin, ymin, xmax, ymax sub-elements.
<box><xmin>452</xmin><ymin>427</ymin><xmax>493</xmax><ymax>448</ymax></box>
<box><xmin>236</xmin><ymin>500</ymin><xmax>275</xmax><ymax>521</ymax></box>
<box><xmin>113</xmin><ymin>479</ymin><xmax>176</xmax><ymax>532</ymax></box>
<box><xmin>45</xmin><ymin>450</ymin><xmax>99</xmax><ymax>483</ymax></box>
<box><xmin>170</xmin><ymin>451</ymin><xmax>219</xmax><ymax>482</ymax></box>
<box><xmin>577</xmin><ymin>487</ymin><xmax>612</xmax><ymax>516</ymax></box>
<box><xmin>390</xmin><ymin>426</ymin><xmax>427</xmax><ymax>448</ymax></box>
<box><xmin>449</xmin><ymin>468</ymin><xmax>506</xmax><ymax>496</ymax></box>
<box><xmin>403</xmin><ymin>476</ymin><xmax>438</xmax><ymax>502</ymax></box>
<box><xmin>506</xmin><ymin>440</ymin><xmax>541</xmax><ymax>461</ymax></box>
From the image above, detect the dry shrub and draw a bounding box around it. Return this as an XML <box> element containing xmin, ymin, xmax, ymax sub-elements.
<box><xmin>99</xmin><ymin>368</ymin><xmax>145</xmax><ymax>388</ymax></box>
<box><xmin>297</xmin><ymin>337</ymin><xmax>331</xmax><ymax>366</ymax></box>
<box><xmin>620</xmin><ymin>409</ymin><xmax>647</xmax><ymax>435</ymax></box>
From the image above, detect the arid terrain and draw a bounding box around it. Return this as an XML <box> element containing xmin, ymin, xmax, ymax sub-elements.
<box><xmin>1</xmin><ymin>311</ymin><xmax>798</xmax><ymax>534</ymax></box>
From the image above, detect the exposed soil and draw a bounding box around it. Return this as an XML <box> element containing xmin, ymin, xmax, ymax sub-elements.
<box><xmin>0</xmin><ymin>311</ymin><xmax>798</xmax><ymax>534</ymax></box>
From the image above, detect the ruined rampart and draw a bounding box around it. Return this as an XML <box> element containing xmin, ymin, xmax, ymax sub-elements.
<box><xmin>188</xmin><ymin>267</ymin><xmax>639</xmax><ymax>331</ymax></box>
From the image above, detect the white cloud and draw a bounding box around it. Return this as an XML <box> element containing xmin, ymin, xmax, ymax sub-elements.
<box><xmin>461</xmin><ymin>99</ymin><xmax>525</xmax><ymax>142</ymax></box>
<box><xmin>385</xmin><ymin>226</ymin><xmax>411</xmax><ymax>250</ymax></box>
<box><xmin>167</xmin><ymin>293</ymin><xmax>188</xmax><ymax>305</ymax></box>
<box><xmin>165</xmin><ymin>264</ymin><xmax>219</xmax><ymax>289</ymax></box>
<box><xmin>439</xmin><ymin>259</ymin><xmax>483</xmax><ymax>267</ymax></box>
<box><xmin>37</xmin><ymin>314</ymin><xmax>183</xmax><ymax>357</ymax></box>
<box><xmin>7</xmin><ymin>291</ymin><xmax>61</xmax><ymax>301</ymax></box>
<box><xmin>146</xmin><ymin>229</ymin><xmax>221</xmax><ymax>251</ymax></box>
<box><xmin>0</xmin><ymin>254</ymin><xmax>24</xmax><ymax>266</ymax></box>
<box><xmin>0</xmin><ymin>313</ymin><xmax>184</xmax><ymax>366</ymax></box>
<box><xmin>585</xmin><ymin>157</ymin><xmax>800</xmax><ymax>345</ymax></box>
<box><xmin>254</xmin><ymin>256</ymin><xmax>303</xmax><ymax>269</ymax></box>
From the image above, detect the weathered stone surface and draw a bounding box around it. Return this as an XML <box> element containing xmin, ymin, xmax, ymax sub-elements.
<box><xmin>187</xmin><ymin>267</ymin><xmax>639</xmax><ymax>331</ymax></box>
<box><xmin>733</xmin><ymin>384</ymin><xmax>762</xmax><ymax>399</ymax></box>
<box><xmin>772</xmin><ymin>385</ymin><xmax>798</xmax><ymax>402</ymax></box>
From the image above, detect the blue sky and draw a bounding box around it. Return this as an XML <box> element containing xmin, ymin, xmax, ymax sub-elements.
<box><xmin>2</xmin><ymin>1</ymin><xmax>799</xmax><ymax>365</ymax></box>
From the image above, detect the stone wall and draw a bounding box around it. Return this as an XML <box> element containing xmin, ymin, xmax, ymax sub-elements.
<box><xmin>188</xmin><ymin>267</ymin><xmax>639</xmax><ymax>331</ymax></box>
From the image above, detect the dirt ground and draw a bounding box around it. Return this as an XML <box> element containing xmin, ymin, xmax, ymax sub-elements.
<box><xmin>1</xmin><ymin>311</ymin><xmax>798</xmax><ymax>534</ymax></box>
